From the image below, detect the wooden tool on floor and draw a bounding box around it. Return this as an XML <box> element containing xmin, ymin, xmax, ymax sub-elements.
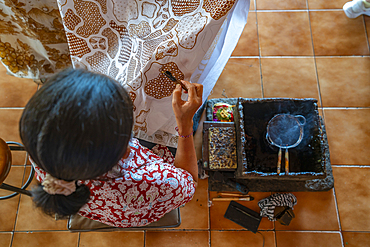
<box><xmin>213</xmin><ymin>192</ymin><xmax>254</xmax><ymax>201</ymax></box>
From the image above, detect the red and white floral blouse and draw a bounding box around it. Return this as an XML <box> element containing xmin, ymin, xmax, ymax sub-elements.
<box><xmin>32</xmin><ymin>138</ymin><xmax>196</xmax><ymax>228</ymax></box>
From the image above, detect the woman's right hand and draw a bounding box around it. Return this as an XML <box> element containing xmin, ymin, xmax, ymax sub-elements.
<box><xmin>172</xmin><ymin>80</ymin><xmax>203</xmax><ymax>136</ymax></box>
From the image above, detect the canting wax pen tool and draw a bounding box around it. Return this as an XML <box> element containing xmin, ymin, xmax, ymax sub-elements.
<box><xmin>161</xmin><ymin>70</ymin><xmax>188</xmax><ymax>92</ymax></box>
<box><xmin>213</xmin><ymin>197</ymin><xmax>254</xmax><ymax>202</ymax></box>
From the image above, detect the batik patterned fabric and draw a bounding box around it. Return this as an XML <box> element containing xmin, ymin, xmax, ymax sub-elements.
<box><xmin>57</xmin><ymin>0</ymin><xmax>250</xmax><ymax>147</ymax></box>
<box><xmin>0</xmin><ymin>0</ymin><xmax>71</xmax><ymax>79</ymax></box>
<box><xmin>32</xmin><ymin>138</ymin><xmax>196</xmax><ymax>228</ymax></box>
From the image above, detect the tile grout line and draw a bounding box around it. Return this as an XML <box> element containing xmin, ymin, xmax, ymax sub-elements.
<box><xmin>306</xmin><ymin>2</ymin><xmax>324</xmax><ymax>108</ymax></box>
<box><xmin>10</xmin><ymin>193</ymin><xmax>22</xmax><ymax>247</ymax></box>
<box><xmin>231</xmin><ymin>55</ymin><xmax>370</xmax><ymax>58</ymax></box>
<box><xmin>363</xmin><ymin>15</ymin><xmax>370</xmax><ymax>52</ymax></box>
<box><xmin>322</xmin><ymin>107</ymin><xmax>370</xmax><ymax>109</ymax></box>
<box><xmin>77</xmin><ymin>232</ymin><xmax>81</xmax><ymax>247</ymax></box>
<box><xmin>274</xmin><ymin>223</ymin><xmax>277</xmax><ymax>247</ymax></box>
<box><xmin>0</xmin><ymin>107</ymin><xmax>25</xmax><ymax>110</ymax></box>
<box><xmin>250</xmin><ymin>9</ymin><xmax>344</xmax><ymax>12</ymax></box>
<box><xmin>207</xmin><ymin>183</ymin><xmax>211</xmax><ymax>246</ymax></box>
<box><xmin>332</xmin><ymin>187</ymin><xmax>345</xmax><ymax>247</ymax></box>
<box><xmin>208</xmin><ymin>230</ymin><xmax>211</xmax><ymax>247</ymax></box>
<box><xmin>254</xmin><ymin>7</ymin><xmax>264</xmax><ymax>98</ymax></box>
<box><xmin>144</xmin><ymin>230</ymin><xmax>146</xmax><ymax>247</ymax></box>
<box><xmin>332</xmin><ymin>165</ymin><xmax>370</xmax><ymax>167</ymax></box>
<box><xmin>9</xmin><ymin>165</ymin><xmax>29</xmax><ymax>246</ymax></box>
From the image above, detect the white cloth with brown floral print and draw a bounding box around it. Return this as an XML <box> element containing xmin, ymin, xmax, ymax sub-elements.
<box><xmin>57</xmin><ymin>0</ymin><xmax>250</xmax><ymax>147</ymax></box>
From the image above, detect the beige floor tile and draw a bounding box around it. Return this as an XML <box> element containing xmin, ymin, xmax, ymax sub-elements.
<box><xmin>232</xmin><ymin>12</ymin><xmax>259</xmax><ymax>56</ymax></box>
<box><xmin>210</xmin><ymin>191</ymin><xmax>273</xmax><ymax>230</ymax></box>
<box><xmin>0</xmin><ymin>196</ymin><xmax>19</xmax><ymax>231</ymax></box>
<box><xmin>15</xmin><ymin>192</ymin><xmax>69</xmax><ymax>231</ymax></box>
<box><xmin>0</xmin><ymin>64</ymin><xmax>37</xmax><ymax>108</ymax></box>
<box><xmin>0</xmin><ymin>109</ymin><xmax>23</xmax><ymax>143</ymax></box>
<box><xmin>12</xmin><ymin>232</ymin><xmax>79</xmax><ymax>247</ymax></box>
<box><xmin>145</xmin><ymin>231</ymin><xmax>209</xmax><ymax>247</ymax></box>
<box><xmin>10</xmin><ymin>150</ymin><xmax>29</xmax><ymax>166</ymax></box>
<box><xmin>324</xmin><ymin>109</ymin><xmax>370</xmax><ymax>165</ymax></box>
<box><xmin>211</xmin><ymin>230</ymin><xmax>275</xmax><ymax>247</ymax></box>
<box><xmin>256</xmin><ymin>0</ymin><xmax>307</xmax><ymax>10</ymax></box>
<box><xmin>333</xmin><ymin>167</ymin><xmax>370</xmax><ymax>231</ymax></box>
<box><xmin>310</xmin><ymin>11</ymin><xmax>369</xmax><ymax>56</ymax></box>
<box><xmin>0</xmin><ymin>166</ymin><xmax>25</xmax><ymax>231</ymax></box>
<box><xmin>276</xmin><ymin>231</ymin><xmax>342</xmax><ymax>247</ymax></box>
<box><xmin>0</xmin><ymin>233</ymin><xmax>12</xmax><ymax>247</ymax></box>
<box><xmin>0</xmin><ymin>166</ymin><xmax>25</xmax><ymax>197</ymax></box>
<box><xmin>275</xmin><ymin>191</ymin><xmax>339</xmax><ymax>231</ymax></box>
<box><xmin>250</xmin><ymin>0</ymin><xmax>255</xmax><ymax>10</ymax></box>
<box><xmin>209</xmin><ymin>58</ymin><xmax>262</xmax><ymax>99</ymax></box>
<box><xmin>307</xmin><ymin>0</ymin><xmax>348</xmax><ymax>9</ymax></box>
<box><xmin>342</xmin><ymin>232</ymin><xmax>370</xmax><ymax>247</ymax></box>
<box><xmin>80</xmin><ymin>231</ymin><xmax>144</xmax><ymax>247</ymax></box>
<box><xmin>261</xmin><ymin>58</ymin><xmax>320</xmax><ymax>102</ymax></box>
<box><xmin>317</xmin><ymin>57</ymin><xmax>370</xmax><ymax>107</ymax></box>
<box><xmin>257</xmin><ymin>12</ymin><xmax>313</xmax><ymax>56</ymax></box>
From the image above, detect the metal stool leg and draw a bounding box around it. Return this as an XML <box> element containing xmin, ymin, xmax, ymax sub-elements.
<box><xmin>0</xmin><ymin>183</ymin><xmax>32</xmax><ymax>196</ymax></box>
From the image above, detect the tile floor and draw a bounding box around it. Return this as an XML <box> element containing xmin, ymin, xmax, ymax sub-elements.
<box><xmin>0</xmin><ymin>1</ymin><xmax>369</xmax><ymax>246</ymax></box>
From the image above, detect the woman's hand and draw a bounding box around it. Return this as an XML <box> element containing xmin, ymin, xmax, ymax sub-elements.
<box><xmin>172</xmin><ymin>80</ymin><xmax>203</xmax><ymax>136</ymax></box>
<box><xmin>172</xmin><ymin>80</ymin><xmax>202</xmax><ymax>184</ymax></box>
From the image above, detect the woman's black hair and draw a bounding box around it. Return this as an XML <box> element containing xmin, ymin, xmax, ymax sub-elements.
<box><xmin>20</xmin><ymin>68</ymin><xmax>133</xmax><ymax>217</ymax></box>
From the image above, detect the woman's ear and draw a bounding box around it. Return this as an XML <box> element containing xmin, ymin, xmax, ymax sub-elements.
<box><xmin>122</xmin><ymin>146</ymin><xmax>131</xmax><ymax>159</ymax></box>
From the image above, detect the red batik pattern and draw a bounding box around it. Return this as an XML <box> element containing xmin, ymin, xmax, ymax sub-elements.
<box><xmin>33</xmin><ymin>138</ymin><xmax>195</xmax><ymax>228</ymax></box>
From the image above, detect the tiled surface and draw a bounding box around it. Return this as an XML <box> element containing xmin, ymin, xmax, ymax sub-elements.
<box><xmin>0</xmin><ymin>233</ymin><xmax>12</xmax><ymax>247</ymax></box>
<box><xmin>310</xmin><ymin>11</ymin><xmax>369</xmax><ymax>56</ymax></box>
<box><xmin>333</xmin><ymin>167</ymin><xmax>370</xmax><ymax>231</ymax></box>
<box><xmin>79</xmin><ymin>231</ymin><xmax>144</xmax><ymax>247</ymax></box>
<box><xmin>0</xmin><ymin>65</ymin><xmax>37</xmax><ymax>108</ymax></box>
<box><xmin>274</xmin><ymin>191</ymin><xmax>339</xmax><ymax>231</ymax></box>
<box><xmin>0</xmin><ymin>2</ymin><xmax>370</xmax><ymax>246</ymax></box>
<box><xmin>209</xmin><ymin>191</ymin><xmax>274</xmax><ymax>230</ymax></box>
<box><xmin>258</xmin><ymin>11</ymin><xmax>313</xmax><ymax>56</ymax></box>
<box><xmin>209</xmin><ymin>58</ymin><xmax>262</xmax><ymax>99</ymax></box>
<box><xmin>232</xmin><ymin>12</ymin><xmax>258</xmax><ymax>56</ymax></box>
<box><xmin>307</xmin><ymin>0</ymin><xmax>348</xmax><ymax>9</ymax></box>
<box><xmin>275</xmin><ymin>231</ymin><xmax>343</xmax><ymax>247</ymax></box>
<box><xmin>316</xmin><ymin>57</ymin><xmax>370</xmax><ymax>107</ymax></box>
<box><xmin>145</xmin><ymin>231</ymin><xmax>209</xmax><ymax>247</ymax></box>
<box><xmin>261</xmin><ymin>57</ymin><xmax>320</xmax><ymax>101</ymax></box>
<box><xmin>211</xmin><ymin>230</ymin><xmax>275</xmax><ymax>247</ymax></box>
<box><xmin>12</xmin><ymin>232</ymin><xmax>79</xmax><ymax>247</ymax></box>
<box><xmin>342</xmin><ymin>232</ymin><xmax>370</xmax><ymax>247</ymax></box>
<box><xmin>177</xmin><ymin>178</ymin><xmax>209</xmax><ymax>229</ymax></box>
<box><xmin>324</xmin><ymin>109</ymin><xmax>370</xmax><ymax>165</ymax></box>
<box><xmin>257</xmin><ymin>0</ymin><xmax>307</xmax><ymax>10</ymax></box>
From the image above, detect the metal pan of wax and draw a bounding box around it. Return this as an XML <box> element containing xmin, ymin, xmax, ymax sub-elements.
<box><xmin>266</xmin><ymin>114</ymin><xmax>306</xmax><ymax>175</ymax></box>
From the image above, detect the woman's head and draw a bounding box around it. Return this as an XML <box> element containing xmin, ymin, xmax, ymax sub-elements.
<box><xmin>20</xmin><ymin>68</ymin><xmax>133</xmax><ymax>216</ymax></box>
